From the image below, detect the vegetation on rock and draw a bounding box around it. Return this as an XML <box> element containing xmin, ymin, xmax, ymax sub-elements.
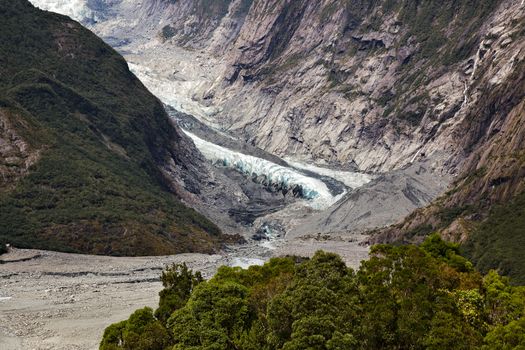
<box><xmin>463</xmin><ymin>191</ymin><xmax>525</xmax><ymax>286</ymax></box>
<box><xmin>370</xmin><ymin>53</ymin><xmax>525</xmax><ymax>284</ymax></box>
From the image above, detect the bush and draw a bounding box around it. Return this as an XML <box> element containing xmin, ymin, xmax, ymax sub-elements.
<box><xmin>100</xmin><ymin>308</ymin><xmax>170</xmax><ymax>350</ymax></box>
<box><xmin>155</xmin><ymin>263</ymin><xmax>204</xmax><ymax>324</ymax></box>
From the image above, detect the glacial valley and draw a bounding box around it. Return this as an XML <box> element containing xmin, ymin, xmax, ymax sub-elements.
<box><xmin>1</xmin><ymin>0</ymin><xmax>524</xmax><ymax>348</ymax></box>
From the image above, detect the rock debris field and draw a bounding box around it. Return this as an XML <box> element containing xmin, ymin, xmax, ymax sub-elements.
<box><xmin>0</xmin><ymin>248</ymin><xmax>226</xmax><ymax>350</ymax></box>
<box><xmin>0</xmin><ymin>239</ymin><xmax>368</xmax><ymax>350</ymax></box>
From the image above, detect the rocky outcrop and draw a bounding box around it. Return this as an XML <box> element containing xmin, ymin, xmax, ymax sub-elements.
<box><xmin>0</xmin><ymin>108</ymin><xmax>41</xmax><ymax>190</ymax></box>
<box><xmin>368</xmin><ymin>57</ymin><xmax>525</xmax><ymax>245</ymax></box>
<box><xmin>361</xmin><ymin>8</ymin><xmax>525</xmax><ymax>283</ymax></box>
<box><xmin>367</xmin><ymin>2</ymin><xmax>525</xmax><ymax>243</ymax></box>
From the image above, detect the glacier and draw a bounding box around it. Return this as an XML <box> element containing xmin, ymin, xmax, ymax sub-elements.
<box><xmin>184</xmin><ymin>131</ymin><xmax>349</xmax><ymax>210</ymax></box>
<box><xmin>24</xmin><ymin>2</ymin><xmax>374</xmax><ymax>212</ymax></box>
<box><xmin>128</xmin><ymin>62</ymin><xmax>222</xmax><ymax>128</ymax></box>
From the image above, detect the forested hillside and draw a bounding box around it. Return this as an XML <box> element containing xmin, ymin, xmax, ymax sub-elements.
<box><xmin>0</xmin><ymin>1</ymin><xmax>227</xmax><ymax>255</ymax></box>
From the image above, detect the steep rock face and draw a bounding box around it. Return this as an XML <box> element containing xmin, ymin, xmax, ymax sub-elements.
<box><xmin>0</xmin><ymin>107</ymin><xmax>42</xmax><ymax>191</ymax></box>
<box><xmin>146</xmin><ymin>0</ymin><xmax>522</xmax><ymax>174</ymax></box>
<box><xmin>0</xmin><ymin>1</ymin><xmax>233</xmax><ymax>255</ymax></box>
<box><xmin>368</xmin><ymin>33</ymin><xmax>525</xmax><ymax>282</ymax></box>
<box><xmin>134</xmin><ymin>0</ymin><xmax>525</xmax><ymax>281</ymax></box>
<box><xmin>26</xmin><ymin>0</ymin><xmax>525</xmax><ymax>270</ymax></box>
<box><xmin>370</xmin><ymin>58</ymin><xmax>525</xmax><ymax>242</ymax></box>
<box><xmin>31</xmin><ymin>0</ymin><xmax>524</xmax><ymax>173</ymax></box>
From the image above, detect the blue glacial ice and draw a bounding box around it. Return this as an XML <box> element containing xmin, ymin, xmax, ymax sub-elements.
<box><xmin>184</xmin><ymin>131</ymin><xmax>354</xmax><ymax>210</ymax></box>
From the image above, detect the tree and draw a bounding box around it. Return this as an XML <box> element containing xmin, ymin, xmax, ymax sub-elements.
<box><xmin>267</xmin><ymin>252</ymin><xmax>359</xmax><ymax>350</ymax></box>
<box><xmin>357</xmin><ymin>243</ymin><xmax>483</xmax><ymax>349</ymax></box>
<box><xmin>483</xmin><ymin>317</ymin><xmax>525</xmax><ymax>349</ymax></box>
<box><xmin>100</xmin><ymin>321</ymin><xmax>126</xmax><ymax>350</ymax></box>
<box><xmin>99</xmin><ymin>244</ymin><xmax>525</xmax><ymax>350</ymax></box>
<box><xmin>421</xmin><ymin>233</ymin><xmax>473</xmax><ymax>272</ymax></box>
<box><xmin>424</xmin><ymin>311</ymin><xmax>481</xmax><ymax>350</ymax></box>
<box><xmin>168</xmin><ymin>280</ymin><xmax>251</xmax><ymax>350</ymax></box>
<box><xmin>483</xmin><ymin>270</ymin><xmax>525</xmax><ymax>325</ymax></box>
<box><xmin>100</xmin><ymin>307</ymin><xmax>170</xmax><ymax>350</ymax></box>
<box><xmin>155</xmin><ymin>263</ymin><xmax>203</xmax><ymax>324</ymax></box>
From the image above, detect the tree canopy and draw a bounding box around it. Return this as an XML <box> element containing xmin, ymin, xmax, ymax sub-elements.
<box><xmin>100</xmin><ymin>235</ymin><xmax>525</xmax><ymax>350</ymax></box>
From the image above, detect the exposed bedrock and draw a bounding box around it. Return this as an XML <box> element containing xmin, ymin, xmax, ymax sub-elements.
<box><xmin>27</xmin><ymin>0</ymin><xmax>525</xmax><ymax>239</ymax></box>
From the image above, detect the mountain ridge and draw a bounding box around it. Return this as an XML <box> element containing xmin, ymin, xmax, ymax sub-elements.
<box><xmin>20</xmin><ymin>0</ymin><xmax>525</xmax><ymax>280</ymax></box>
<box><xmin>0</xmin><ymin>0</ymin><xmax>234</xmax><ymax>256</ymax></box>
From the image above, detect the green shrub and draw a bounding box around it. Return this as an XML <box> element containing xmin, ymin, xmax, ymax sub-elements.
<box><xmin>155</xmin><ymin>263</ymin><xmax>204</xmax><ymax>324</ymax></box>
<box><xmin>100</xmin><ymin>308</ymin><xmax>170</xmax><ymax>350</ymax></box>
<box><xmin>100</xmin><ymin>236</ymin><xmax>525</xmax><ymax>349</ymax></box>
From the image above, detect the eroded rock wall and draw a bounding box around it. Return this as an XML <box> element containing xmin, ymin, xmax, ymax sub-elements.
<box><xmin>146</xmin><ymin>0</ymin><xmax>523</xmax><ymax>175</ymax></box>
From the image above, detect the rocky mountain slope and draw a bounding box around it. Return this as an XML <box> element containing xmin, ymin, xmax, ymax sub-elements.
<box><xmin>369</xmin><ymin>53</ymin><xmax>525</xmax><ymax>283</ymax></box>
<box><xmin>122</xmin><ymin>0</ymin><xmax>521</xmax><ymax>174</ymax></box>
<box><xmin>84</xmin><ymin>0</ymin><xmax>524</xmax><ymax>278</ymax></box>
<box><xmin>22</xmin><ymin>0</ymin><xmax>525</xmax><ymax>281</ymax></box>
<box><xmin>0</xmin><ymin>0</ymin><xmax>237</xmax><ymax>256</ymax></box>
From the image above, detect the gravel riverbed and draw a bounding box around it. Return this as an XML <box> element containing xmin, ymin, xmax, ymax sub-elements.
<box><xmin>0</xmin><ymin>249</ymin><xmax>225</xmax><ymax>350</ymax></box>
<box><xmin>0</xmin><ymin>239</ymin><xmax>368</xmax><ymax>350</ymax></box>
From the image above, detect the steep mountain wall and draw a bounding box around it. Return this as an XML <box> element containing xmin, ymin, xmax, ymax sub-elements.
<box><xmin>141</xmin><ymin>0</ymin><xmax>523</xmax><ymax>175</ymax></box>
<box><xmin>137</xmin><ymin>0</ymin><xmax>525</xmax><ymax>280</ymax></box>
<box><xmin>30</xmin><ymin>0</ymin><xmax>524</xmax><ymax>173</ymax></box>
<box><xmin>24</xmin><ymin>0</ymin><xmax>525</xmax><ymax>276</ymax></box>
<box><xmin>368</xmin><ymin>54</ymin><xmax>525</xmax><ymax>282</ymax></box>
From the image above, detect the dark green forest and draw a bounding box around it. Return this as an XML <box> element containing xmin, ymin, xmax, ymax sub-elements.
<box><xmin>0</xmin><ymin>1</ymin><xmax>224</xmax><ymax>255</ymax></box>
<box><xmin>100</xmin><ymin>235</ymin><xmax>525</xmax><ymax>350</ymax></box>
